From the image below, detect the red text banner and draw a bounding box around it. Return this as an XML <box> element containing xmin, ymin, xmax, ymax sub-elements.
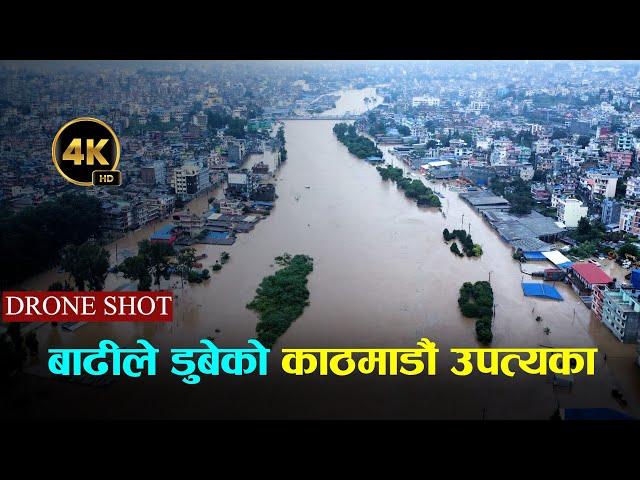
<box><xmin>1</xmin><ymin>291</ymin><xmax>173</xmax><ymax>322</ymax></box>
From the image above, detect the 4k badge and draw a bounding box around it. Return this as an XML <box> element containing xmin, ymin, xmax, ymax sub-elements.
<box><xmin>52</xmin><ymin>117</ymin><xmax>121</xmax><ymax>186</ymax></box>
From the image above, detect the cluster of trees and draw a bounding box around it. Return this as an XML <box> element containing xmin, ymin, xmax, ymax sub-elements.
<box><xmin>246</xmin><ymin>254</ymin><xmax>314</xmax><ymax>348</ymax></box>
<box><xmin>206</xmin><ymin>109</ymin><xmax>232</xmax><ymax>130</ymax></box>
<box><xmin>226</xmin><ymin>118</ymin><xmax>247</xmax><ymax>139</ymax></box>
<box><xmin>0</xmin><ymin>193</ymin><xmax>103</xmax><ymax>289</ymax></box>
<box><xmin>211</xmin><ymin>251</ymin><xmax>230</xmax><ymax>272</ymax></box>
<box><xmin>458</xmin><ymin>281</ymin><xmax>494</xmax><ymax>345</ymax></box>
<box><xmin>277</xmin><ymin>126</ymin><xmax>287</xmax><ymax>161</ymax></box>
<box><xmin>569</xmin><ymin>240</ymin><xmax>599</xmax><ymax>259</ymax></box>
<box><xmin>491</xmin><ymin>177</ymin><xmax>532</xmax><ymax>214</ymax></box>
<box><xmin>514</xmin><ymin>130</ymin><xmax>537</xmax><ymax>148</ymax></box>
<box><xmin>570</xmin><ymin>217</ymin><xmax>605</xmax><ymax>243</ymax></box>
<box><xmin>118</xmin><ymin>240</ymin><xmax>175</xmax><ymax>290</ymax></box>
<box><xmin>60</xmin><ymin>243</ymin><xmax>110</xmax><ymax>291</ymax></box>
<box><xmin>443</xmin><ymin>229</ymin><xmax>483</xmax><ymax>257</ymax></box>
<box><xmin>618</xmin><ymin>242</ymin><xmax>640</xmax><ymax>260</ymax></box>
<box><xmin>551</xmin><ymin>128</ymin><xmax>569</xmax><ymax>140</ymax></box>
<box><xmin>333</xmin><ymin>123</ymin><xmax>383</xmax><ymax>159</ymax></box>
<box><xmin>376</xmin><ymin>165</ymin><xmax>441</xmax><ymax>208</ymax></box>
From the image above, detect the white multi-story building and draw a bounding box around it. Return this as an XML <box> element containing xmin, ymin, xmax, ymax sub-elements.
<box><xmin>172</xmin><ymin>162</ymin><xmax>211</xmax><ymax>198</ymax></box>
<box><xmin>626</xmin><ymin>176</ymin><xmax>640</xmax><ymax>199</ymax></box>
<box><xmin>619</xmin><ymin>208</ymin><xmax>640</xmax><ymax>235</ymax></box>
<box><xmin>520</xmin><ymin>164</ymin><xmax>534</xmax><ymax>181</ymax></box>
<box><xmin>192</xmin><ymin>112</ymin><xmax>208</xmax><ymax>128</ymax></box>
<box><xmin>469</xmin><ymin>101</ymin><xmax>488</xmax><ymax>114</ymax></box>
<box><xmin>617</xmin><ymin>133</ymin><xmax>634</xmax><ymax>151</ymax></box>
<box><xmin>534</xmin><ymin>138</ymin><xmax>552</xmax><ymax>155</ymax></box>
<box><xmin>557</xmin><ymin>197</ymin><xmax>588</xmax><ymax>228</ymax></box>
<box><xmin>584</xmin><ymin>172</ymin><xmax>618</xmax><ymax>198</ymax></box>
<box><xmin>529</xmin><ymin>123</ymin><xmax>544</xmax><ymax>136</ymax></box>
<box><xmin>412</xmin><ymin>96</ymin><xmax>440</xmax><ymax>107</ymax></box>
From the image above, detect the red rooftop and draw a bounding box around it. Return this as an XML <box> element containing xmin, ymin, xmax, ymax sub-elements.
<box><xmin>570</xmin><ymin>262</ymin><xmax>613</xmax><ymax>286</ymax></box>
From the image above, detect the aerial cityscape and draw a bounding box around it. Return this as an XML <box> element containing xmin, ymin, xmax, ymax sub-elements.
<box><xmin>1</xmin><ymin>60</ymin><xmax>640</xmax><ymax>419</ymax></box>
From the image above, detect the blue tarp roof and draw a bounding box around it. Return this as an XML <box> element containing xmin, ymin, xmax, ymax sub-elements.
<box><xmin>154</xmin><ymin>224</ymin><xmax>175</xmax><ymax>234</ymax></box>
<box><xmin>523</xmin><ymin>251</ymin><xmax>547</xmax><ymax>260</ymax></box>
<box><xmin>151</xmin><ymin>224</ymin><xmax>175</xmax><ymax>240</ymax></box>
<box><xmin>557</xmin><ymin>261</ymin><xmax>574</xmax><ymax>269</ymax></box>
<box><xmin>522</xmin><ymin>283</ymin><xmax>563</xmax><ymax>300</ymax></box>
<box><xmin>206</xmin><ymin>231</ymin><xmax>230</xmax><ymax>239</ymax></box>
<box><xmin>252</xmin><ymin>201</ymin><xmax>274</xmax><ymax>206</ymax></box>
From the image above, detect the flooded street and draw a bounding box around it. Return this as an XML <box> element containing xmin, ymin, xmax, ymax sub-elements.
<box><xmin>8</xmin><ymin>89</ymin><xmax>640</xmax><ymax>419</ymax></box>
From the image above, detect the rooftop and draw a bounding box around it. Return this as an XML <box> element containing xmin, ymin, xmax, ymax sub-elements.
<box><xmin>571</xmin><ymin>263</ymin><xmax>613</xmax><ymax>285</ymax></box>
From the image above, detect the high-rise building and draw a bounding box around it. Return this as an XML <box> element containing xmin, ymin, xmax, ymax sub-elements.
<box><xmin>557</xmin><ymin>198</ymin><xmax>588</xmax><ymax>228</ymax></box>
<box><xmin>601</xmin><ymin>198</ymin><xmax>622</xmax><ymax>226</ymax></box>
<box><xmin>584</xmin><ymin>171</ymin><xmax>618</xmax><ymax>198</ymax></box>
<box><xmin>600</xmin><ymin>286</ymin><xmax>640</xmax><ymax>343</ymax></box>
<box><xmin>140</xmin><ymin>161</ymin><xmax>166</xmax><ymax>187</ymax></box>
<box><xmin>172</xmin><ymin>162</ymin><xmax>211</xmax><ymax>199</ymax></box>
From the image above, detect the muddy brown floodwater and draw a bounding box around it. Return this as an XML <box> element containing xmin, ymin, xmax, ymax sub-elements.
<box><xmin>6</xmin><ymin>89</ymin><xmax>640</xmax><ymax>420</ymax></box>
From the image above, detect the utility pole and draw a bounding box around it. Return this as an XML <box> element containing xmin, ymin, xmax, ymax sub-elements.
<box><xmin>461</xmin><ymin>213</ymin><xmax>465</xmax><ymax>230</ymax></box>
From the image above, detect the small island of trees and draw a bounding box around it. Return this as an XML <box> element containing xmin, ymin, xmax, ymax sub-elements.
<box><xmin>247</xmin><ymin>253</ymin><xmax>314</xmax><ymax>347</ymax></box>
<box><xmin>376</xmin><ymin>165</ymin><xmax>441</xmax><ymax>208</ymax></box>
<box><xmin>333</xmin><ymin>122</ymin><xmax>383</xmax><ymax>159</ymax></box>
<box><xmin>458</xmin><ymin>281</ymin><xmax>494</xmax><ymax>344</ymax></box>
<box><xmin>443</xmin><ymin>228</ymin><xmax>482</xmax><ymax>257</ymax></box>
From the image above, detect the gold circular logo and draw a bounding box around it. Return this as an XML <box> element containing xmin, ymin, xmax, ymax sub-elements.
<box><xmin>52</xmin><ymin>117</ymin><xmax>121</xmax><ymax>186</ymax></box>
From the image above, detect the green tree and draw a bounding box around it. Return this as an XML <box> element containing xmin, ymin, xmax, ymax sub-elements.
<box><xmin>0</xmin><ymin>193</ymin><xmax>103</xmax><ymax>289</ymax></box>
<box><xmin>397</xmin><ymin>125</ymin><xmax>411</xmax><ymax>136</ymax></box>
<box><xmin>60</xmin><ymin>243</ymin><xmax>110</xmax><ymax>291</ymax></box>
<box><xmin>139</xmin><ymin>240</ymin><xmax>175</xmax><ymax>287</ymax></box>
<box><xmin>119</xmin><ymin>255</ymin><xmax>152</xmax><ymax>291</ymax></box>
<box><xmin>226</xmin><ymin>118</ymin><xmax>247</xmax><ymax>138</ymax></box>
<box><xmin>618</xmin><ymin>242</ymin><xmax>640</xmax><ymax>259</ymax></box>
<box><xmin>577</xmin><ymin>135</ymin><xmax>591</xmax><ymax>148</ymax></box>
<box><xmin>577</xmin><ymin>217</ymin><xmax>591</xmax><ymax>236</ymax></box>
<box><xmin>177</xmin><ymin>247</ymin><xmax>197</xmax><ymax>287</ymax></box>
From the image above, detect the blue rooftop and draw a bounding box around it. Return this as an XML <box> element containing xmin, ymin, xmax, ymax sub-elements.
<box><xmin>522</xmin><ymin>283</ymin><xmax>563</xmax><ymax>300</ymax></box>
<box><xmin>206</xmin><ymin>231</ymin><xmax>230</xmax><ymax>239</ymax></box>
<box><xmin>151</xmin><ymin>224</ymin><xmax>175</xmax><ymax>240</ymax></box>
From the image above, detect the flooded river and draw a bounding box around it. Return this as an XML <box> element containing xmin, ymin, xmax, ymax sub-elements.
<box><xmin>7</xmin><ymin>89</ymin><xmax>640</xmax><ymax>419</ymax></box>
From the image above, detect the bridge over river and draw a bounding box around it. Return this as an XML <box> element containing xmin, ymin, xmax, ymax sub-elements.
<box><xmin>275</xmin><ymin>114</ymin><xmax>359</xmax><ymax>121</ymax></box>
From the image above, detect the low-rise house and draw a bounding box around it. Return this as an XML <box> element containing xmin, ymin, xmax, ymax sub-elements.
<box><xmin>570</xmin><ymin>262</ymin><xmax>614</xmax><ymax>305</ymax></box>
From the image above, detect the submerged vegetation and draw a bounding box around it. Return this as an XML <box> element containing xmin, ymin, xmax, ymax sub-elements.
<box><xmin>0</xmin><ymin>193</ymin><xmax>103</xmax><ymax>289</ymax></box>
<box><xmin>376</xmin><ymin>165</ymin><xmax>441</xmax><ymax>207</ymax></box>
<box><xmin>247</xmin><ymin>254</ymin><xmax>314</xmax><ymax>348</ymax></box>
<box><xmin>333</xmin><ymin>122</ymin><xmax>382</xmax><ymax>159</ymax></box>
<box><xmin>443</xmin><ymin>228</ymin><xmax>482</xmax><ymax>257</ymax></box>
<box><xmin>458</xmin><ymin>281</ymin><xmax>494</xmax><ymax>345</ymax></box>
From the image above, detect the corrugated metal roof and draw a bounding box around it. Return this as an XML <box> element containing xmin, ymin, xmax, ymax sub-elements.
<box><xmin>571</xmin><ymin>263</ymin><xmax>613</xmax><ymax>285</ymax></box>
